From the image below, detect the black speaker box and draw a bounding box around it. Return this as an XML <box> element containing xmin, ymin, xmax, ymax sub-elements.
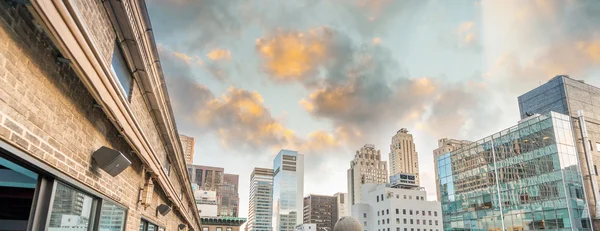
<box><xmin>92</xmin><ymin>146</ymin><xmax>132</xmax><ymax>177</ymax></box>
<box><xmin>158</xmin><ymin>204</ymin><xmax>172</xmax><ymax>216</ymax></box>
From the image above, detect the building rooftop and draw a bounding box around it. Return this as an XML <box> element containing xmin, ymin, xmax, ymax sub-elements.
<box><xmin>200</xmin><ymin>217</ymin><xmax>247</xmax><ymax>226</ymax></box>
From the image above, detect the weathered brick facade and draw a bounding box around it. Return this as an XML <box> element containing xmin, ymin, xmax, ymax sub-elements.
<box><xmin>0</xmin><ymin>0</ymin><xmax>200</xmax><ymax>230</ymax></box>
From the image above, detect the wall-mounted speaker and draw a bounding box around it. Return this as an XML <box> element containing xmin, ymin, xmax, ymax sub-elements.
<box><xmin>157</xmin><ymin>204</ymin><xmax>172</xmax><ymax>216</ymax></box>
<box><xmin>92</xmin><ymin>146</ymin><xmax>132</xmax><ymax>177</ymax></box>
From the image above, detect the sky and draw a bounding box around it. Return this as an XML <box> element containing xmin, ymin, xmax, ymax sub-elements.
<box><xmin>146</xmin><ymin>0</ymin><xmax>600</xmax><ymax>221</ymax></box>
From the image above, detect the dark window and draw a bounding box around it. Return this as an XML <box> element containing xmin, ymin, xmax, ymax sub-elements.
<box><xmin>434</xmin><ymin>211</ymin><xmax>437</xmax><ymax>216</ymax></box>
<box><xmin>381</xmin><ymin>194</ymin><xmax>384</xmax><ymax>201</ymax></box>
<box><xmin>363</xmin><ymin>213</ymin><xmax>367</xmax><ymax>218</ymax></box>
<box><xmin>377</xmin><ymin>211</ymin><xmax>380</xmax><ymax>216</ymax></box>
<box><xmin>396</xmin><ymin>209</ymin><xmax>399</xmax><ymax>214</ymax></box>
<box><xmin>387</xmin><ymin>219</ymin><xmax>389</xmax><ymax>224</ymax></box>
<box><xmin>140</xmin><ymin>219</ymin><xmax>160</xmax><ymax>231</ymax></box>
<box><xmin>111</xmin><ymin>42</ymin><xmax>133</xmax><ymax>98</ymax></box>
<box><xmin>377</xmin><ymin>195</ymin><xmax>379</xmax><ymax>202</ymax></box>
<box><xmin>403</xmin><ymin>219</ymin><xmax>406</xmax><ymax>224</ymax></box>
<box><xmin>386</xmin><ymin>209</ymin><xmax>389</xmax><ymax>214</ymax></box>
<box><xmin>595</xmin><ymin>165</ymin><xmax>598</xmax><ymax>176</ymax></box>
<box><xmin>403</xmin><ymin>209</ymin><xmax>406</xmax><ymax>215</ymax></box>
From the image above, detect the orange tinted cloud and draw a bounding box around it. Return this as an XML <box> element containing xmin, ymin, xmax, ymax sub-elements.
<box><xmin>372</xmin><ymin>37</ymin><xmax>382</xmax><ymax>44</ymax></box>
<box><xmin>194</xmin><ymin>87</ymin><xmax>347</xmax><ymax>153</ymax></box>
<box><xmin>173</xmin><ymin>51</ymin><xmax>194</xmax><ymax>63</ymax></box>
<box><xmin>256</xmin><ymin>27</ymin><xmax>332</xmax><ymax>81</ymax></box>
<box><xmin>207</xmin><ymin>48</ymin><xmax>232</xmax><ymax>60</ymax></box>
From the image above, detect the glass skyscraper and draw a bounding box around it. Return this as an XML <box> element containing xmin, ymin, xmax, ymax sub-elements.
<box><xmin>437</xmin><ymin>112</ymin><xmax>592</xmax><ymax>230</ymax></box>
<box><xmin>273</xmin><ymin>150</ymin><xmax>304</xmax><ymax>231</ymax></box>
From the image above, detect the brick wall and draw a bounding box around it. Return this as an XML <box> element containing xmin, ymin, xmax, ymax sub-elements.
<box><xmin>0</xmin><ymin>1</ymin><xmax>192</xmax><ymax>230</ymax></box>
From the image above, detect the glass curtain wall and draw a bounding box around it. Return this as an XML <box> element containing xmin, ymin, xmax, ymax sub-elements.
<box><xmin>438</xmin><ymin>112</ymin><xmax>592</xmax><ymax>231</ymax></box>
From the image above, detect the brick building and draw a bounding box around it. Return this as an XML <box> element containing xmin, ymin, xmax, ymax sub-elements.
<box><xmin>220</xmin><ymin>174</ymin><xmax>240</xmax><ymax>217</ymax></box>
<box><xmin>303</xmin><ymin>194</ymin><xmax>338</xmax><ymax>231</ymax></box>
<box><xmin>0</xmin><ymin>0</ymin><xmax>200</xmax><ymax>230</ymax></box>
<box><xmin>188</xmin><ymin>165</ymin><xmax>225</xmax><ymax>191</ymax></box>
<box><xmin>179</xmin><ymin>134</ymin><xmax>195</xmax><ymax>164</ymax></box>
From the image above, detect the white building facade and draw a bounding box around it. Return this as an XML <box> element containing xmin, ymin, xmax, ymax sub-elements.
<box><xmin>348</xmin><ymin>144</ymin><xmax>388</xmax><ymax>206</ymax></box>
<box><xmin>352</xmin><ymin>184</ymin><xmax>442</xmax><ymax>231</ymax></box>
<box><xmin>334</xmin><ymin>192</ymin><xmax>349</xmax><ymax>220</ymax></box>
<box><xmin>194</xmin><ymin>188</ymin><xmax>219</xmax><ymax>217</ymax></box>
<box><xmin>248</xmin><ymin>168</ymin><xmax>274</xmax><ymax>231</ymax></box>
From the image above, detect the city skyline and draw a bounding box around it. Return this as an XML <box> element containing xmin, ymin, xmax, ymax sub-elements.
<box><xmin>4</xmin><ymin>0</ymin><xmax>598</xmax><ymax>230</ymax></box>
<box><xmin>146</xmin><ymin>0</ymin><xmax>600</xmax><ymax>222</ymax></box>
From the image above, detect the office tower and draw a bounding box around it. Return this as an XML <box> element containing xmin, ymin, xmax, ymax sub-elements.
<box><xmin>334</xmin><ymin>193</ymin><xmax>349</xmax><ymax>220</ymax></box>
<box><xmin>273</xmin><ymin>150</ymin><xmax>305</xmax><ymax>231</ymax></box>
<box><xmin>188</xmin><ymin>165</ymin><xmax>225</xmax><ymax>191</ymax></box>
<box><xmin>437</xmin><ymin>112</ymin><xmax>592</xmax><ymax>230</ymax></box>
<box><xmin>248</xmin><ymin>168</ymin><xmax>274</xmax><ymax>231</ymax></box>
<box><xmin>519</xmin><ymin>75</ymin><xmax>600</xmax><ymax>224</ymax></box>
<box><xmin>180</xmin><ymin>134</ymin><xmax>195</xmax><ymax>164</ymax></box>
<box><xmin>351</xmin><ymin>184</ymin><xmax>442</xmax><ymax>231</ymax></box>
<box><xmin>432</xmin><ymin>138</ymin><xmax>471</xmax><ymax>201</ymax></box>
<box><xmin>303</xmin><ymin>194</ymin><xmax>338</xmax><ymax>231</ymax></box>
<box><xmin>220</xmin><ymin>174</ymin><xmax>240</xmax><ymax>217</ymax></box>
<box><xmin>347</xmin><ymin>144</ymin><xmax>388</xmax><ymax>206</ymax></box>
<box><xmin>389</xmin><ymin>128</ymin><xmax>420</xmax><ymax>185</ymax></box>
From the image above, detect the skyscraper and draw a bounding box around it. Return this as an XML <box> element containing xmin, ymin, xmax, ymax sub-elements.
<box><xmin>220</xmin><ymin>174</ymin><xmax>240</xmax><ymax>217</ymax></box>
<box><xmin>437</xmin><ymin>112</ymin><xmax>592</xmax><ymax>230</ymax></box>
<box><xmin>273</xmin><ymin>150</ymin><xmax>304</xmax><ymax>231</ymax></box>
<box><xmin>248</xmin><ymin>168</ymin><xmax>274</xmax><ymax>231</ymax></box>
<box><xmin>333</xmin><ymin>192</ymin><xmax>349</xmax><ymax>220</ymax></box>
<box><xmin>432</xmin><ymin>138</ymin><xmax>471</xmax><ymax>201</ymax></box>
<box><xmin>389</xmin><ymin>128</ymin><xmax>420</xmax><ymax>185</ymax></box>
<box><xmin>519</xmin><ymin>75</ymin><xmax>600</xmax><ymax>225</ymax></box>
<box><xmin>347</xmin><ymin>144</ymin><xmax>388</xmax><ymax>206</ymax></box>
<box><xmin>303</xmin><ymin>194</ymin><xmax>338</xmax><ymax>231</ymax></box>
<box><xmin>180</xmin><ymin>134</ymin><xmax>195</xmax><ymax>164</ymax></box>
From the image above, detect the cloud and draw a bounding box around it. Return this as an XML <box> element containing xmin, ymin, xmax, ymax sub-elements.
<box><xmin>255</xmin><ymin>27</ymin><xmax>347</xmax><ymax>84</ymax></box>
<box><xmin>160</xmin><ymin>46</ymin><xmax>345</xmax><ymax>154</ymax></box>
<box><xmin>256</xmin><ymin>26</ymin><xmax>500</xmax><ymax>143</ymax></box>
<box><xmin>482</xmin><ymin>0</ymin><xmax>600</xmax><ymax>93</ymax></box>
<box><xmin>147</xmin><ymin>0</ymin><xmax>248</xmax><ymax>53</ymax></box>
<box><xmin>207</xmin><ymin>48</ymin><xmax>232</xmax><ymax>60</ymax></box>
<box><xmin>333</xmin><ymin>0</ymin><xmax>426</xmax><ymax>37</ymax></box>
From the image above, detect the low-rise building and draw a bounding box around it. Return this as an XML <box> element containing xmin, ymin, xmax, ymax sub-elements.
<box><xmin>201</xmin><ymin>217</ymin><xmax>247</xmax><ymax>231</ymax></box>
<box><xmin>352</xmin><ymin>184</ymin><xmax>442</xmax><ymax>231</ymax></box>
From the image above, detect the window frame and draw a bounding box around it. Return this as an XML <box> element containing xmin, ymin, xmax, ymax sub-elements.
<box><xmin>0</xmin><ymin>141</ymin><xmax>129</xmax><ymax>231</ymax></box>
<box><xmin>110</xmin><ymin>40</ymin><xmax>135</xmax><ymax>101</ymax></box>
